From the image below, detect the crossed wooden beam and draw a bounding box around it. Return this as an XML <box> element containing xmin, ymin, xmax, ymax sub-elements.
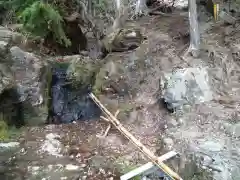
<box><xmin>89</xmin><ymin>93</ymin><xmax>182</xmax><ymax>180</ymax></box>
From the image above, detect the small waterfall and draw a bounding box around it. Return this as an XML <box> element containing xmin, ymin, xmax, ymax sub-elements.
<box><xmin>49</xmin><ymin>65</ymin><xmax>101</xmax><ymax>123</ymax></box>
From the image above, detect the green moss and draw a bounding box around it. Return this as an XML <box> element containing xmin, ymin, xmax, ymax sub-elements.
<box><xmin>0</xmin><ymin>113</ymin><xmax>22</xmax><ymax>141</ymax></box>
<box><xmin>66</xmin><ymin>56</ymin><xmax>100</xmax><ymax>90</ymax></box>
<box><xmin>23</xmin><ymin>103</ymin><xmax>48</xmax><ymax>126</ymax></box>
<box><xmin>119</xmin><ymin>103</ymin><xmax>136</xmax><ymax>113</ymax></box>
<box><xmin>93</xmin><ymin>61</ymin><xmax>126</xmax><ymax>96</ymax></box>
<box><xmin>0</xmin><ymin>118</ymin><xmax>9</xmax><ymax>141</ymax></box>
<box><xmin>92</xmin><ymin>64</ymin><xmax>108</xmax><ymax>96</ymax></box>
<box><xmin>51</xmin><ymin>61</ymin><xmax>69</xmax><ymax>69</ymax></box>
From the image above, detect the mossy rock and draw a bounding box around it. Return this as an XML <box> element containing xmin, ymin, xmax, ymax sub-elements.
<box><xmin>0</xmin><ymin>66</ymin><xmax>50</xmax><ymax>127</ymax></box>
<box><xmin>178</xmin><ymin>155</ymin><xmax>213</xmax><ymax>180</ymax></box>
<box><xmin>23</xmin><ymin>60</ymin><xmax>50</xmax><ymax>126</ymax></box>
<box><xmin>0</xmin><ymin>113</ymin><xmax>23</xmax><ymax>141</ymax></box>
<box><xmin>0</xmin><ymin>118</ymin><xmax>9</xmax><ymax>141</ymax></box>
<box><xmin>66</xmin><ymin>55</ymin><xmax>101</xmax><ymax>89</ymax></box>
<box><xmin>181</xmin><ymin>161</ymin><xmax>213</xmax><ymax>180</ymax></box>
<box><xmin>102</xmin><ymin>28</ymin><xmax>146</xmax><ymax>52</ymax></box>
<box><xmin>93</xmin><ymin>62</ymin><xmax>111</xmax><ymax>95</ymax></box>
<box><xmin>93</xmin><ymin>61</ymin><xmax>128</xmax><ymax>96</ymax></box>
<box><xmin>0</xmin><ymin>63</ymin><xmax>14</xmax><ymax>94</ymax></box>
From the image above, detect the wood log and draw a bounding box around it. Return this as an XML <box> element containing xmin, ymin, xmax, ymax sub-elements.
<box><xmin>89</xmin><ymin>93</ymin><xmax>182</xmax><ymax>180</ymax></box>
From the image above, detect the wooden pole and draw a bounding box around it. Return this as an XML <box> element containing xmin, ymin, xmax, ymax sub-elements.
<box><xmin>89</xmin><ymin>93</ymin><xmax>182</xmax><ymax>180</ymax></box>
<box><xmin>120</xmin><ymin>151</ymin><xmax>178</xmax><ymax>180</ymax></box>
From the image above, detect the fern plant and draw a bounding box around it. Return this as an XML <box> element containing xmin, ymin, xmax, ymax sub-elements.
<box><xmin>0</xmin><ymin>0</ymin><xmax>71</xmax><ymax>47</ymax></box>
<box><xmin>18</xmin><ymin>1</ymin><xmax>71</xmax><ymax>47</ymax></box>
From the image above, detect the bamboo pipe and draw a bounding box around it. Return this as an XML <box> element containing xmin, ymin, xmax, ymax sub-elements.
<box><xmin>89</xmin><ymin>93</ymin><xmax>182</xmax><ymax>180</ymax></box>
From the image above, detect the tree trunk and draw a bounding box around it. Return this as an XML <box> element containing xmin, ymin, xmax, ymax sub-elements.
<box><xmin>87</xmin><ymin>0</ymin><xmax>93</xmax><ymax>15</ymax></box>
<box><xmin>110</xmin><ymin>0</ymin><xmax>128</xmax><ymax>31</ymax></box>
<box><xmin>188</xmin><ymin>0</ymin><xmax>200</xmax><ymax>57</ymax></box>
<box><xmin>135</xmin><ymin>0</ymin><xmax>148</xmax><ymax>15</ymax></box>
<box><xmin>115</xmin><ymin>0</ymin><xmax>121</xmax><ymax>14</ymax></box>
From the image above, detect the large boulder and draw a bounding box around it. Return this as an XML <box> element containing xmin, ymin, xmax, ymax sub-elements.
<box><xmin>66</xmin><ymin>55</ymin><xmax>100</xmax><ymax>90</ymax></box>
<box><xmin>0</xmin><ymin>45</ymin><xmax>49</xmax><ymax>126</ymax></box>
<box><xmin>0</xmin><ymin>29</ymin><xmax>16</xmax><ymax>95</ymax></box>
<box><xmin>9</xmin><ymin>47</ymin><xmax>49</xmax><ymax>125</ymax></box>
<box><xmin>10</xmin><ymin>46</ymin><xmax>45</xmax><ymax>104</ymax></box>
<box><xmin>160</xmin><ymin>67</ymin><xmax>213</xmax><ymax>111</ymax></box>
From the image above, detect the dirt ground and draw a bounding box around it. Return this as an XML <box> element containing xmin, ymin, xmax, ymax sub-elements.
<box><xmin>2</xmin><ymin>7</ymin><xmax>240</xmax><ymax>180</ymax></box>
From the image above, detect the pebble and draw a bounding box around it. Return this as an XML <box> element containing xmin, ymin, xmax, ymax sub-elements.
<box><xmin>80</xmin><ymin>164</ymin><xmax>87</xmax><ymax>168</ymax></box>
<box><xmin>99</xmin><ymin>168</ymin><xmax>105</xmax><ymax>174</ymax></box>
<box><xmin>65</xmin><ymin>164</ymin><xmax>80</xmax><ymax>171</ymax></box>
<box><xmin>163</xmin><ymin>137</ymin><xmax>174</xmax><ymax>150</ymax></box>
<box><xmin>20</xmin><ymin>148</ymin><xmax>26</xmax><ymax>153</ymax></box>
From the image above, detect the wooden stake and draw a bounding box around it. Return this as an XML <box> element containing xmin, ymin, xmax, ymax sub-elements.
<box><xmin>89</xmin><ymin>93</ymin><xmax>182</xmax><ymax>180</ymax></box>
<box><xmin>97</xmin><ymin>110</ymin><xmax>120</xmax><ymax>138</ymax></box>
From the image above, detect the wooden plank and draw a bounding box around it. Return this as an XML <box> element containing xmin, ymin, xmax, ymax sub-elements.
<box><xmin>120</xmin><ymin>151</ymin><xmax>178</xmax><ymax>180</ymax></box>
<box><xmin>89</xmin><ymin>93</ymin><xmax>182</xmax><ymax>180</ymax></box>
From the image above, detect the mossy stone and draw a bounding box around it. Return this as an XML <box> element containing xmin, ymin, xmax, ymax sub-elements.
<box><xmin>66</xmin><ymin>56</ymin><xmax>100</xmax><ymax>89</ymax></box>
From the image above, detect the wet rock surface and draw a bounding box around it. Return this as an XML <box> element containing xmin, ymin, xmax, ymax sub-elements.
<box><xmin>50</xmin><ymin>63</ymin><xmax>101</xmax><ymax>123</ymax></box>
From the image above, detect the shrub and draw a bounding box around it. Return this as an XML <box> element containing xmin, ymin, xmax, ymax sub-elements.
<box><xmin>0</xmin><ymin>117</ymin><xmax>9</xmax><ymax>141</ymax></box>
<box><xmin>0</xmin><ymin>112</ymin><xmax>23</xmax><ymax>141</ymax></box>
<box><xmin>18</xmin><ymin>1</ymin><xmax>71</xmax><ymax>47</ymax></box>
<box><xmin>1</xmin><ymin>0</ymin><xmax>71</xmax><ymax>47</ymax></box>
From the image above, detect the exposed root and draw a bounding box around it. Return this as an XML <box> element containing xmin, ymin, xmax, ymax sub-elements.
<box><xmin>148</xmin><ymin>10</ymin><xmax>172</xmax><ymax>16</ymax></box>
